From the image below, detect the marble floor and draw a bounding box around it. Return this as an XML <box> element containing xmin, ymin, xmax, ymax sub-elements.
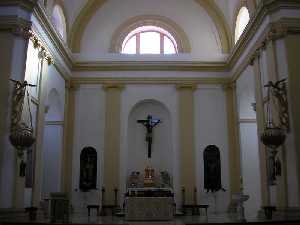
<box><xmin>1</xmin><ymin>212</ymin><xmax>300</xmax><ymax>225</ymax></box>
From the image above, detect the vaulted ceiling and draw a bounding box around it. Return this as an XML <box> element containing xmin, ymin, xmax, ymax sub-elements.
<box><xmin>43</xmin><ymin>0</ymin><xmax>257</xmax><ymax>55</ymax></box>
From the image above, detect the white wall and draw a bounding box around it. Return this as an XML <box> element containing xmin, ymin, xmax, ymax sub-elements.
<box><xmin>194</xmin><ymin>85</ymin><xmax>230</xmax><ymax>213</ymax></box>
<box><xmin>72</xmin><ymin>85</ymin><xmax>105</xmax><ymax>212</ymax></box>
<box><xmin>236</xmin><ymin>65</ymin><xmax>261</xmax><ymax>218</ymax></box>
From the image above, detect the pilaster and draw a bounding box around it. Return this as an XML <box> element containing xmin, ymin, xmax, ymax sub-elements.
<box><xmin>250</xmin><ymin>50</ymin><xmax>270</xmax><ymax>207</ymax></box>
<box><xmin>176</xmin><ymin>84</ymin><xmax>196</xmax><ymax>205</ymax></box>
<box><xmin>61</xmin><ymin>82</ymin><xmax>78</xmax><ymax>198</ymax></box>
<box><xmin>103</xmin><ymin>83</ymin><xmax>124</xmax><ymax>205</ymax></box>
<box><xmin>224</xmin><ymin>83</ymin><xmax>241</xmax><ymax>201</ymax></box>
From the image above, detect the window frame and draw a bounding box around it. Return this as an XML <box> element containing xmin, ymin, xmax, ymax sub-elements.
<box><xmin>122</xmin><ymin>27</ymin><xmax>178</xmax><ymax>54</ymax></box>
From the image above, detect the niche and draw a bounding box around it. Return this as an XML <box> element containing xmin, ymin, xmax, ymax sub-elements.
<box><xmin>203</xmin><ymin>145</ymin><xmax>222</xmax><ymax>192</ymax></box>
<box><xmin>79</xmin><ymin>147</ymin><xmax>97</xmax><ymax>192</ymax></box>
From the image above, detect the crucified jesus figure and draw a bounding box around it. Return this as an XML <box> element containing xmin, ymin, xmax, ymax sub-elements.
<box><xmin>137</xmin><ymin>115</ymin><xmax>161</xmax><ymax>158</ymax></box>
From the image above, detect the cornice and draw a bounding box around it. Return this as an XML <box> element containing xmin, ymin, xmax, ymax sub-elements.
<box><xmin>227</xmin><ymin>0</ymin><xmax>300</xmax><ymax>70</ymax></box>
<box><xmin>0</xmin><ymin>0</ymin><xmax>38</xmax><ymax>12</ymax></box>
<box><xmin>70</xmin><ymin>77</ymin><xmax>230</xmax><ymax>86</ymax></box>
<box><xmin>73</xmin><ymin>61</ymin><xmax>228</xmax><ymax>72</ymax></box>
<box><xmin>33</xmin><ymin>2</ymin><xmax>73</xmax><ymax>69</ymax></box>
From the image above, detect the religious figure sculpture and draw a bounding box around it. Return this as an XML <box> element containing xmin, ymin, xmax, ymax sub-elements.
<box><xmin>137</xmin><ymin>115</ymin><xmax>161</xmax><ymax>158</ymax></box>
<box><xmin>10</xmin><ymin>79</ymin><xmax>36</xmax><ymax>132</ymax></box>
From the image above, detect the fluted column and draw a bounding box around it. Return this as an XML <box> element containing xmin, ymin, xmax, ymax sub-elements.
<box><xmin>224</xmin><ymin>83</ymin><xmax>241</xmax><ymax>201</ymax></box>
<box><xmin>103</xmin><ymin>84</ymin><xmax>124</xmax><ymax>205</ymax></box>
<box><xmin>61</xmin><ymin>82</ymin><xmax>77</xmax><ymax>198</ymax></box>
<box><xmin>177</xmin><ymin>84</ymin><xmax>196</xmax><ymax>205</ymax></box>
<box><xmin>250</xmin><ymin>50</ymin><xmax>270</xmax><ymax>206</ymax></box>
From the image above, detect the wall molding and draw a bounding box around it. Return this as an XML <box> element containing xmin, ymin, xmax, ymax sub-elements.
<box><xmin>73</xmin><ymin>61</ymin><xmax>228</xmax><ymax>72</ymax></box>
<box><xmin>0</xmin><ymin>0</ymin><xmax>38</xmax><ymax>12</ymax></box>
<box><xmin>70</xmin><ymin>77</ymin><xmax>230</xmax><ymax>86</ymax></box>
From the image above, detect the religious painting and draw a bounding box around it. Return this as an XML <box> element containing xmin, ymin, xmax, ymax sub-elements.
<box><xmin>203</xmin><ymin>145</ymin><xmax>222</xmax><ymax>192</ymax></box>
<box><xmin>79</xmin><ymin>147</ymin><xmax>97</xmax><ymax>192</ymax></box>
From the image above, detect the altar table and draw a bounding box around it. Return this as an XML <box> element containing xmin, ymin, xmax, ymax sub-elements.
<box><xmin>125</xmin><ymin>197</ymin><xmax>173</xmax><ymax>221</ymax></box>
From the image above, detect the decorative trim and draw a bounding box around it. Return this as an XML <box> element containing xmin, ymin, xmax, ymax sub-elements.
<box><xmin>29</xmin><ymin>30</ymin><xmax>54</xmax><ymax>65</ymax></box>
<box><xmin>109</xmin><ymin>15</ymin><xmax>191</xmax><ymax>53</ymax></box>
<box><xmin>71</xmin><ymin>77</ymin><xmax>230</xmax><ymax>86</ymax></box>
<box><xmin>176</xmin><ymin>83</ymin><xmax>197</xmax><ymax>91</ymax></box>
<box><xmin>33</xmin><ymin>2</ymin><xmax>73</xmax><ymax>69</ymax></box>
<box><xmin>73</xmin><ymin>61</ymin><xmax>228</xmax><ymax>72</ymax></box>
<box><xmin>228</xmin><ymin>0</ymin><xmax>300</xmax><ymax>73</ymax></box>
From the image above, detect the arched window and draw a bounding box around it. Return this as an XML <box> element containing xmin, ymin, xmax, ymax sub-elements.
<box><xmin>122</xmin><ymin>26</ymin><xmax>177</xmax><ymax>54</ymax></box>
<box><xmin>235</xmin><ymin>6</ymin><xmax>250</xmax><ymax>43</ymax></box>
<box><xmin>51</xmin><ymin>4</ymin><xmax>67</xmax><ymax>41</ymax></box>
<box><xmin>79</xmin><ymin>147</ymin><xmax>97</xmax><ymax>192</ymax></box>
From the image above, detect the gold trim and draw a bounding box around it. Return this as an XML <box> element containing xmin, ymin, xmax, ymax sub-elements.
<box><xmin>0</xmin><ymin>16</ymin><xmax>32</xmax><ymax>38</ymax></box>
<box><xmin>109</xmin><ymin>15</ymin><xmax>191</xmax><ymax>53</ymax></box>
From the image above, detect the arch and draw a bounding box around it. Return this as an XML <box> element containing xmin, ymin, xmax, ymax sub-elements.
<box><xmin>69</xmin><ymin>0</ymin><xmax>231</xmax><ymax>53</ymax></box>
<box><xmin>110</xmin><ymin>15</ymin><xmax>191</xmax><ymax>53</ymax></box>
<box><xmin>51</xmin><ymin>0</ymin><xmax>69</xmax><ymax>42</ymax></box>
<box><xmin>126</xmin><ymin>99</ymin><xmax>172</xmax><ymax>178</ymax></box>
<box><xmin>194</xmin><ymin>0</ymin><xmax>232</xmax><ymax>53</ymax></box>
<box><xmin>79</xmin><ymin>147</ymin><xmax>98</xmax><ymax>192</ymax></box>
<box><xmin>45</xmin><ymin>88</ymin><xmax>63</xmax><ymax>121</ymax></box>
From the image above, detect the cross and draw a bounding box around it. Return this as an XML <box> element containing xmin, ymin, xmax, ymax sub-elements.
<box><xmin>137</xmin><ymin>115</ymin><xmax>161</xmax><ymax>158</ymax></box>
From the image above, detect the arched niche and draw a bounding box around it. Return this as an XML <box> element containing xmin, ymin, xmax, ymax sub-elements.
<box><xmin>203</xmin><ymin>145</ymin><xmax>222</xmax><ymax>192</ymax></box>
<box><xmin>127</xmin><ymin>99</ymin><xmax>173</xmax><ymax>182</ymax></box>
<box><xmin>79</xmin><ymin>147</ymin><xmax>98</xmax><ymax>192</ymax></box>
<box><xmin>45</xmin><ymin>88</ymin><xmax>63</xmax><ymax>122</ymax></box>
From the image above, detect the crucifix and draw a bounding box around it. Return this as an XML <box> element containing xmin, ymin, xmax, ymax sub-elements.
<box><xmin>137</xmin><ymin>115</ymin><xmax>161</xmax><ymax>158</ymax></box>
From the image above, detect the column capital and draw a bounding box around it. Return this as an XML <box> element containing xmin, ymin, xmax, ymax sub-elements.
<box><xmin>0</xmin><ymin>16</ymin><xmax>32</xmax><ymax>39</ymax></box>
<box><xmin>66</xmin><ymin>81</ymin><xmax>80</xmax><ymax>91</ymax></box>
<box><xmin>222</xmin><ymin>82</ymin><xmax>236</xmax><ymax>92</ymax></box>
<box><xmin>176</xmin><ymin>83</ymin><xmax>197</xmax><ymax>91</ymax></box>
<box><xmin>103</xmin><ymin>83</ymin><xmax>125</xmax><ymax>91</ymax></box>
<box><xmin>249</xmin><ymin>49</ymin><xmax>261</xmax><ymax>66</ymax></box>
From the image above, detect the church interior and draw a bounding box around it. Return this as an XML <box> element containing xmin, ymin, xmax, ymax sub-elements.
<box><xmin>1</xmin><ymin>0</ymin><xmax>300</xmax><ymax>224</ymax></box>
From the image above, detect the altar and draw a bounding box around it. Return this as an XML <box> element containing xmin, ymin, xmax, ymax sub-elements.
<box><xmin>125</xmin><ymin>188</ymin><xmax>174</xmax><ymax>221</ymax></box>
<box><xmin>125</xmin><ymin>167</ymin><xmax>174</xmax><ymax>220</ymax></box>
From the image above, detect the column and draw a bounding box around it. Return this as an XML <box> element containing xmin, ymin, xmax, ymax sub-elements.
<box><xmin>31</xmin><ymin>53</ymin><xmax>50</xmax><ymax>207</ymax></box>
<box><xmin>284</xmin><ymin>34</ymin><xmax>300</xmax><ymax>205</ymax></box>
<box><xmin>177</xmin><ymin>84</ymin><xmax>196</xmax><ymax>205</ymax></box>
<box><xmin>265</xmin><ymin>37</ymin><xmax>288</xmax><ymax>208</ymax></box>
<box><xmin>250</xmin><ymin>50</ymin><xmax>270</xmax><ymax>206</ymax></box>
<box><xmin>60</xmin><ymin>82</ymin><xmax>77</xmax><ymax>198</ymax></box>
<box><xmin>0</xmin><ymin>2</ymin><xmax>36</xmax><ymax>207</ymax></box>
<box><xmin>103</xmin><ymin>84</ymin><xmax>123</xmax><ymax>205</ymax></box>
<box><xmin>224</xmin><ymin>83</ymin><xmax>241</xmax><ymax>201</ymax></box>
